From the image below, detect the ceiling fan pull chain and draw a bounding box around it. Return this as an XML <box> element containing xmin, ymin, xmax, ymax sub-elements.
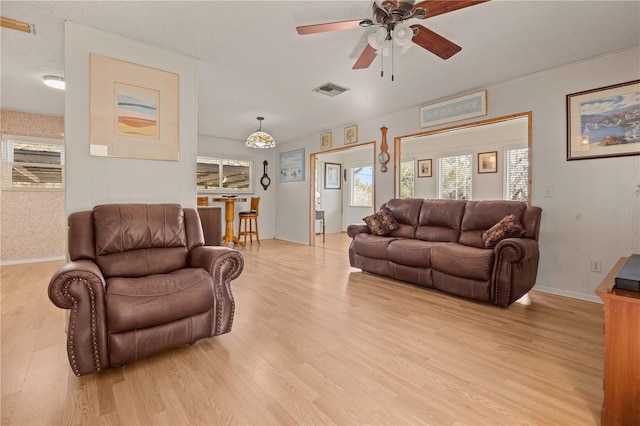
<box><xmin>392</xmin><ymin>40</ymin><xmax>395</xmax><ymax>82</ymax></box>
<box><xmin>380</xmin><ymin>48</ymin><xmax>384</xmax><ymax>78</ymax></box>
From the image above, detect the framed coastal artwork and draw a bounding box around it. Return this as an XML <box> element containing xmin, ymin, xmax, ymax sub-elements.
<box><xmin>567</xmin><ymin>80</ymin><xmax>640</xmax><ymax>160</ymax></box>
<box><xmin>279</xmin><ymin>148</ymin><xmax>305</xmax><ymax>183</ymax></box>
<box><xmin>419</xmin><ymin>90</ymin><xmax>487</xmax><ymax>128</ymax></box>
<box><xmin>89</xmin><ymin>53</ymin><xmax>180</xmax><ymax>161</ymax></box>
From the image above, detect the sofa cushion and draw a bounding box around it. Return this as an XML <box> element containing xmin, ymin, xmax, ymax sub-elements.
<box><xmin>459</xmin><ymin>200</ymin><xmax>527</xmax><ymax>248</ymax></box>
<box><xmin>384</xmin><ymin>198</ymin><xmax>423</xmax><ymax>238</ymax></box>
<box><xmin>106</xmin><ymin>268</ymin><xmax>213</xmax><ymax>334</ymax></box>
<box><xmin>415</xmin><ymin>199</ymin><xmax>466</xmax><ymax>242</ymax></box>
<box><xmin>363</xmin><ymin>208</ymin><xmax>399</xmax><ymax>236</ymax></box>
<box><xmin>352</xmin><ymin>233</ymin><xmax>398</xmax><ymax>260</ymax></box>
<box><xmin>482</xmin><ymin>214</ymin><xmax>526</xmax><ymax>248</ymax></box>
<box><xmin>387</xmin><ymin>239</ymin><xmax>438</xmax><ymax>268</ymax></box>
<box><xmin>430</xmin><ymin>242</ymin><xmax>494</xmax><ymax>281</ymax></box>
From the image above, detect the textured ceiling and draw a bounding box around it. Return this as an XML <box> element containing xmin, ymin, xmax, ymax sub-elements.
<box><xmin>1</xmin><ymin>1</ymin><xmax>639</xmax><ymax>144</ymax></box>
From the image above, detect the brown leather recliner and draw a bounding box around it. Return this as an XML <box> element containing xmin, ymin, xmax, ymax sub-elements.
<box><xmin>48</xmin><ymin>203</ymin><xmax>244</xmax><ymax>376</ymax></box>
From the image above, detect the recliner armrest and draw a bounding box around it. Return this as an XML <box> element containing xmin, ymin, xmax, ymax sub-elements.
<box><xmin>347</xmin><ymin>224</ymin><xmax>370</xmax><ymax>238</ymax></box>
<box><xmin>47</xmin><ymin>260</ymin><xmax>109</xmax><ymax>376</ymax></box>
<box><xmin>189</xmin><ymin>246</ymin><xmax>244</xmax><ymax>281</ymax></box>
<box><xmin>48</xmin><ymin>260</ymin><xmax>106</xmax><ymax>309</ymax></box>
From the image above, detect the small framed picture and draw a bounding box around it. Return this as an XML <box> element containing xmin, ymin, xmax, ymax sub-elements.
<box><xmin>324</xmin><ymin>162</ymin><xmax>341</xmax><ymax>189</ymax></box>
<box><xmin>478</xmin><ymin>151</ymin><xmax>498</xmax><ymax>174</ymax></box>
<box><xmin>417</xmin><ymin>159</ymin><xmax>432</xmax><ymax>177</ymax></box>
<box><xmin>320</xmin><ymin>131</ymin><xmax>332</xmax><ymax>150</ymax></box>
<box><xmin>344</xmin><ymin>125</ymin><xmax>358</xmax><ymax>144</ymax></box>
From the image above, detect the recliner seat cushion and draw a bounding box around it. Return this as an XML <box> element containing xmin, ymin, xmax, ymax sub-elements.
<box><xmin>387</xmin><ymin>239</ymin><xmax>438</xmax><ymax>268</ymax></box>
<box><xmin>430</xmin><ymin>242</ymin><xmax>494</xmax><ymax>281</ymax></box>
<box><xmin>352</xmin><ymin>233</ymin><xmax>398</xmax><ymax>259</ymax></box>
<box><xmin>106</xmin><ymin>268</ymin><xmax>214</xmax><ymax>334</ymax></box>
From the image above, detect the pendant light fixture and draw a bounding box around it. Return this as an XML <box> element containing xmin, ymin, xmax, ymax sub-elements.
<box><xmin>245</xmin><ymin>117</ymin><xmax>275</xmax><ymax>149</ymax></box>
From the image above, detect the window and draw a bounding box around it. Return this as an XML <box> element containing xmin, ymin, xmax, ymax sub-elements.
<box><xmin>2</xmin><ymin>138</ymin><xmax>64</xmax><ymax>189</ymax></box>
<box><xmin>197</xmin><ymin>156</ymin><xmax>253</xmax><ymax>193</ymax></box>
<box><xmin>400</xmin><ymin>160</ymin><xmax>415</xmax><ymax>199</ymax></box>
<box><xmin>350</xmin><ymin>165</ymin><xmax>373</xmax><ymax>206</ymax></box>
<box><xmin>505</xmin><ymin>148</ymin><xmax>529</xmax><ymax>201</ymax></box>
<box><xmin>439</xmin><ymin>154</ymin><xmax>472</xmax><ymax>200</ymax></box>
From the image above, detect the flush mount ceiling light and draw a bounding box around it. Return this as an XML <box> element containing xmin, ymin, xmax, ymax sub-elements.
<box><xmin>43</xmin><ymin>75</ymin><xmax>65</xmax><ymax>90</ymax></box>
<box><xmin>245</xmin><ymin>117</ymin><xmax>275</xmax><ymax>149</ymax></box>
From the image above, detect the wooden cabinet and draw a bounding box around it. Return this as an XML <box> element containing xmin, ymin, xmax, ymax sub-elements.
<box><xmin>595</xmin><ymin>257</ymin><xmax>640</xmax><ymax>426</ymax></box>
<box><xmin>197</xmin><ymin>207</ymin><xmax>222</xmax><ymax>246</ymax></box>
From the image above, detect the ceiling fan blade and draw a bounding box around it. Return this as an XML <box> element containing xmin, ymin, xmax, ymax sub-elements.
<box><xmin>296</xmin><ymin>19</ymin><xmax>363</xmax><ymax>35</ymax></box>
<box><xmin>353</xmin><ymin>44</ymin><xmax>377</xmax><ymax>69</ymax></box>
<box><xmin>412</xmin><ymin>0</ymin><xmax>489</xmax><ymax>19</ymax></box>
<box><xmin>410</xmin><ymin>24</ymin><xmax>461</xmax><ymax>59</ymax></box>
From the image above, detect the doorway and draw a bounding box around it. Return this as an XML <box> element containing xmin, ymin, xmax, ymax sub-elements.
<box><xmin>309</xmin><ymin>142</ymin><xmax>376</xmax><ymax>247</ymax></box>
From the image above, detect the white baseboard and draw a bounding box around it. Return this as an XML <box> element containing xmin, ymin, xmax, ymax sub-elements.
<box><xmin>533</xmin><ymin>285</ymin><xmax>602</xmax><ymax>304</ymax></box>
<box><xmin>1</xmin><ymin>256</ymin><xmax>65</xmax><ymax>266</ymax></box>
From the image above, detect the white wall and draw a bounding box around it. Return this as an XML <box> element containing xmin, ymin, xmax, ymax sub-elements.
<box><xmin>65</xmin><ymin>23</ymin><xmax>198</xmax><ymax>213</ymax></box>
<box><xmin>402</xmin><ymin>116</ymin><xmax>528</xmax><ymax>200</ymax></box>
<box><xmin>275</xmin><ymin>45</ymin><xmax>640</xmax><ymax>302</ymax></box>
<box><xmin>197</xmin><ymin>135</ymin><xmax>277</xmax><ymax>239</ymax></box>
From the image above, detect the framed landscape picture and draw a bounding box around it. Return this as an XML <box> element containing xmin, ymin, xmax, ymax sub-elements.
<box><xmin>478</xmin><ymin>151</ymin><xmax>498</xmax><ymax>174</ymax></box>
<box><xmin>417</xmin><ymin>159</ymin><xmax>432</xmax><ymax>177</ymax></box>
<box><xmin>567</xmin><ymin>79</ymin><xmax>640</xmax><ymax>161</ymax></box>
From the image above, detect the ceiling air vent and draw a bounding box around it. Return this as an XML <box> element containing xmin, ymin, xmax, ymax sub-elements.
<box><xmin>313</xmin><ymin>82</ymin><xmax>349</xmax><ymax>97</ymax></box>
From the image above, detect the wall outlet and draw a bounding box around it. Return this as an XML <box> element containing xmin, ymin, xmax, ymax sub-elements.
<box><xmin>591</xmin><ymin>259</ymin><xmax>602</xmax><ymax>273</ymax></box>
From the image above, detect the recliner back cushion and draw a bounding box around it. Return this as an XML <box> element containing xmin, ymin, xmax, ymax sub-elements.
<box><xmin>459</xmin><ymin>200</ymin><xmax>527</xmax><ymax>248</ymax></box>
<box><xmin>93</xmin><ymin>204</ymin><xmax>188</xmax><ymax>278</ymax></box>
<box><xmin>384</xmin><ymin>198</ymin><xmax>423</xmax><ymax>239</ymax></box>
<box><xmin>415</xmin><ymin>199</ymin><xmax>466</xmax><ymax>242</ymax></box>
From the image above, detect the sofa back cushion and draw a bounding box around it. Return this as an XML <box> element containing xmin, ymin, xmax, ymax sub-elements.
<box><xmin>382</xmin><ymin>198</ymin><xmax>423</xmax><ymax>238</ymax></box>
<box><xmin>459</xmin><ymin>200</ymin><xmax>528</xmax><ymax>248</ymax></box>
<box><xmin>93</xmin><ymin>204</ymin><xmax>189</xmax><ymax>278</ymax></box>
<box><xmin>415</xmin><ymin>199</ymin><xmax>466</xmax><ymax>242</ymax></box>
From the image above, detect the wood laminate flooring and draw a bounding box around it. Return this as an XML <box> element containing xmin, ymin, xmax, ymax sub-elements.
<box><xmin>1</xmin><ymin>235</ymin><xmax>604</xmax><ymax>425</ymax></box>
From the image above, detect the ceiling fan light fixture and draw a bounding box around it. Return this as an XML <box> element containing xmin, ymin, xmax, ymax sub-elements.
<box><xmin>367</xmin><ymin>27</ymin><xmax>388</xmax><ymax>50</ymax></box>
<box><xmin>43</xmin><ymin>75</ymin><xmax>65</xmax><ymax>90</ymax></box>
<box><xmin>393</xmin><ymin>22</ymin><xmax>413</xmax><ymax>46</ymax></box>
<box><xmin>246</xmin><ymin>117</ymin><xmax>275</xmax><ymax>149</ymax></box>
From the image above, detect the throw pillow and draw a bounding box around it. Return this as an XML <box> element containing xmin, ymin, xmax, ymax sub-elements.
<box><xmin>482</xmin><ymin>214</ymin><xmax>526</xmax><ymax>248</ymax></box>
<box><xmin>363</xmin><ymin>208</ymin><xmax>399</xmax><ymax>236</ymax></box>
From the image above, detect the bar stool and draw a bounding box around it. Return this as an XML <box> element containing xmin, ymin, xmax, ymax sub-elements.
<box><xmin>238</xmin><ymin>197</ymin><xmax>260</xmax><ymax>245</ymax></box>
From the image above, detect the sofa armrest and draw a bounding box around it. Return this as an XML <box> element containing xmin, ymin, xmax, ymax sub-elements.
<box><xmin>347</xmin><ymin>224</ymin><xmax>370</xmax><ymax>238</ymax></box>
<box><xmin>48</xmin><ymin>260</ymin><xmax>109</xmax><ymax>376</ymax></box>
<box><xmin>189</xmin><ymin>246</ymin><xmax>244</xmax><ymax>335</ymax></box>
<box><xmin>492</xmin><ymin>238</ymin><xmax>540</xmax><ymax>307</ymax></box>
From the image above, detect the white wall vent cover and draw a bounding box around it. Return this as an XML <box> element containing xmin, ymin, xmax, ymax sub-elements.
<box><xmin>312</xmin><ymin>82</ymin><xmax>350</xmax><ymax>97</ymax></box>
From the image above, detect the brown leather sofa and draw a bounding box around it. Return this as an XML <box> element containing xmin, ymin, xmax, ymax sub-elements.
<box><xmin>348</xmin><ymin>199</ymin><xmax>542</xmax><ymax>307</ymax></box>
<box><xmin>48</xmin><ymin>203</ymin><xmax>244</xmax><ymax>376</ymax></box>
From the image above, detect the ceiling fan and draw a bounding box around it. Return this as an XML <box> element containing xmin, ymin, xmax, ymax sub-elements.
<box><xmin>296</xmin><ymin>0</ymin><xmax>488</xmax><ymax>70</ymax></box>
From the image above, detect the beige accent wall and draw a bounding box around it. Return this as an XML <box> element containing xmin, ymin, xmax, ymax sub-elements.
<box><xmin>1</xmin><ymin>110</ymin><xmax>66</xmax><ymax>263</ymax></box>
